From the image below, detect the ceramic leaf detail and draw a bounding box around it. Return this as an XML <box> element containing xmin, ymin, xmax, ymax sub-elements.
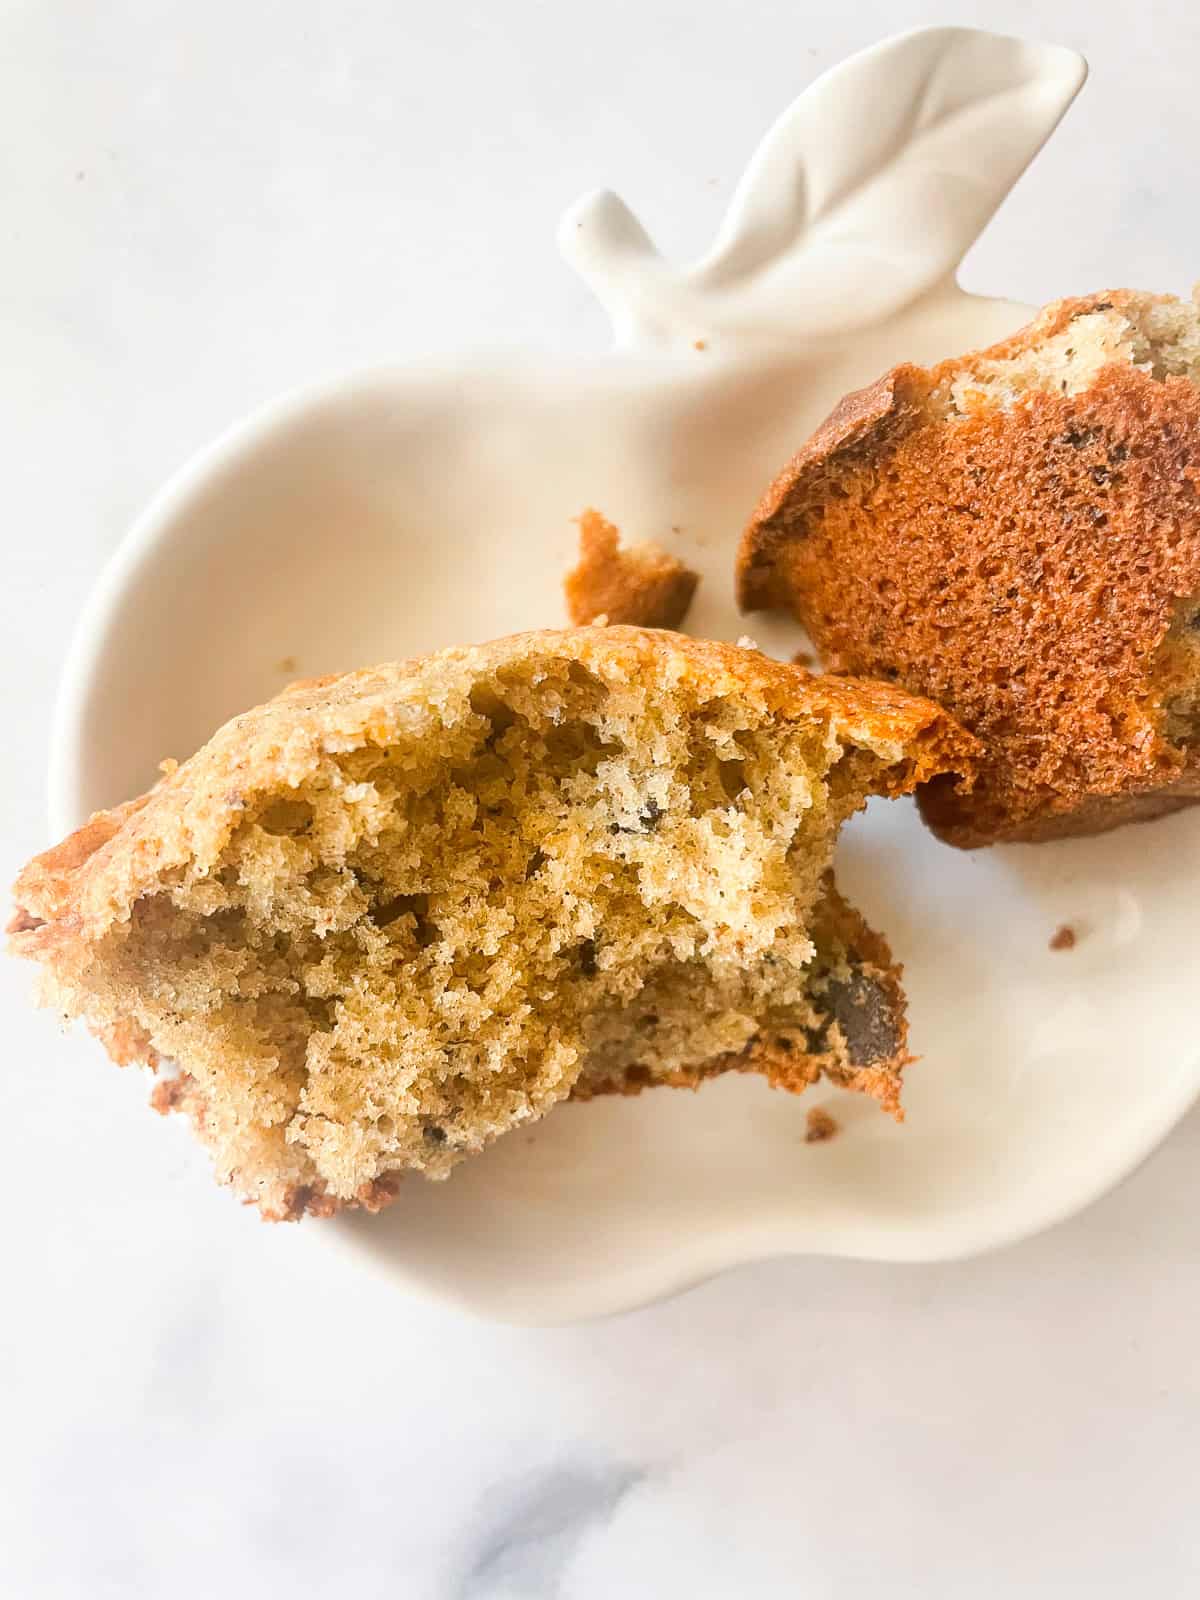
<box><xmin>560</xmin><ymin>26</ymin><xmax>1086</xmax><ymax>348</ymax></box>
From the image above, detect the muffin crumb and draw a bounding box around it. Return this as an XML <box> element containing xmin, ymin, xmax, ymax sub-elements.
<box><xmin>564</xmin><ymin>509</ymin><xmax>699</xmax><ymax>630</ymax></box>
<box><xmin>805</xmin><ymin>1106</ymin><xmax>839</xmax><ymax>1143</ymax></box>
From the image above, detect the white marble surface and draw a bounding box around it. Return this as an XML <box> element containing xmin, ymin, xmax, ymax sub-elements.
<box><xmin>3</xmin><ymin>1</ymin><xmax>1200</xmax><ymax>1594</ymax></box>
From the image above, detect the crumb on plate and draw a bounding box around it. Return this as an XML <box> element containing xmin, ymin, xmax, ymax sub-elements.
<box><xmin>805</xmin><ymin>1106</ymin><xmax>839</xmax><ymax>1143</ymax></box>
<box><xmin>564</xmin><ymin>509</ymin><xmax>699</xmax><ymax>630</ymax></box>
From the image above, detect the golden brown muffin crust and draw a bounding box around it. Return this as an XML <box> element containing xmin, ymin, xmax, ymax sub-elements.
<box><xmin>12</xmin><ymin>627</ymin><xmax>974</xmax><ymax>942</ymax></box>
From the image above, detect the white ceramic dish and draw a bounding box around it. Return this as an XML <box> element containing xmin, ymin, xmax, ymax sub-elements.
<box><xmin>50</xmin><ymin>27</ymin><xmax>1200</xmax><ymax>1323</ymax></box>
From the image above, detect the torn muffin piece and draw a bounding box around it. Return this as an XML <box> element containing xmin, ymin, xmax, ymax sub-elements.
<box><xmin>10</xmin><ymin>627</ymin><xmax>973</xmax><ymax>1220</ymax></box>
<box><xmin>573</xmin><ymin>872</ymin><xmax>910</xmax><ymax>1109</ymax></box>
<box><xmin>565</xmin><ymin>509</ymin><xmax>700</xmax><ymax>629</ymax></box>
<box><xmin>738</xmin><ymin>288</ymin><xmax>1200</xmax><ymax>846</ymax></box>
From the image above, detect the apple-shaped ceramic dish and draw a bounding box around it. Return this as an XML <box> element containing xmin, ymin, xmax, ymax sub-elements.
<box><xmin>49</xmin><ymin>27</ymin><xmax>1200</xmax><ymax>1321</ymax></box>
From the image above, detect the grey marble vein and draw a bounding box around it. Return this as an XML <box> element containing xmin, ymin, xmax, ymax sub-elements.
<box><xmin>454</xmin><ymin>1463</ymin><xmax>643</xmax><ymax>1599</ymax></box>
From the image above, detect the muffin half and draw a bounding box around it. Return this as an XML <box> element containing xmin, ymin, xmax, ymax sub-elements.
<box><xmin>739</xmin><ymin>289</ymin><xmax>1200</xmax><ymax>845</ymax></box>
<box><xmin>11</xmin><ymin>628</ymin><xmax>973</xmax><ymax>1217</ymax></box>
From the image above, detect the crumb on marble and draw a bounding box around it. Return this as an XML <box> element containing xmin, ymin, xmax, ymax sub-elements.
<box><xmin>1049</xmin><ymin>924</ymin><xmax>1077</xmax><ymax>951</ymax></box>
